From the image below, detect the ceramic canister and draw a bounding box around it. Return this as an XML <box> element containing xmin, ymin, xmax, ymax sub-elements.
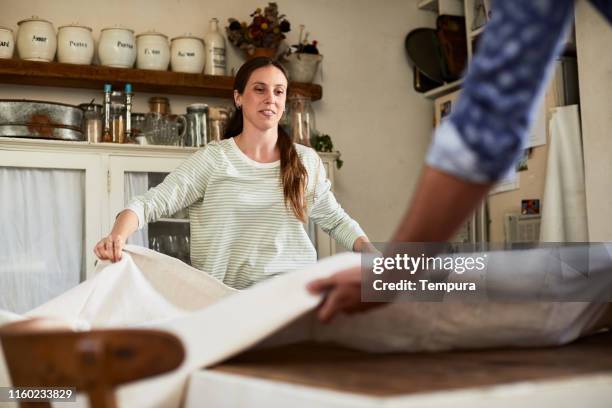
<box><xmin>170</xmin><ymin>34</ymin><xmax>205</xmax><ymax>74</ymax></box>
<box><xmin>136</xmin><ymin>31</ymin><xmax>170</xmax><ymax>71</ymax></box>
<box><xmin>98</xmin><ymin>27</ymin><xmax>136</xmax><ymax>68</ymax></box>
<box><xmin>0</xmin><ymin>26</ymin><xmax>15</xmax><ymax>58</ymax></box>
<box><xmin>57</xmin><ymin>23</ymin><xmax>94</xmax><ymax>64</ymax></box>
<box><xmin>16</xmin><ymin>16</ymin><xmax>57</xmax><ymax>62</ymax></box>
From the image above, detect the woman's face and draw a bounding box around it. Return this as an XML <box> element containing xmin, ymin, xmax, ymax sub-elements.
<box><xmin>235</xmin><ymin>65</ymin><xmax>288</xmax><ymax>133</ymax></box>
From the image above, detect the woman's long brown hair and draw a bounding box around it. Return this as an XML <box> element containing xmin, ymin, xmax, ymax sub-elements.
<box><xmin>224</xmin><ymin>57</ymin><xmax>308</xmax><ymax>222</ymax></box>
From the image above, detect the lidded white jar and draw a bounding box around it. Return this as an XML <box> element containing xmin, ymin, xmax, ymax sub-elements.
<box><xmin>98</xmin><ymin>26</ymin><xmax>136</xmax><ymax>68</ymax></box>
<box><xmin>0</xmin><ymin>26</ymin><xmax>15</xmax><ymax>59</ymax></box>
<box><xmin>57</xmin><ymin>23</ymin><xmax>94</xmax><ymax>64</ymax></box>
<box><xmin>136</xmin><ymin>30</ymin><xmax>170</xmax><ymax>71</ymax></box>
<box><xmin>170</xmin><ymin>34</ymin><xmax>205</xmax><ymax>74</ymax></box>
<box><xmin>16</xmin><ymin>16</ymin><xmax>57</xmax><ymax>62</ymax></box>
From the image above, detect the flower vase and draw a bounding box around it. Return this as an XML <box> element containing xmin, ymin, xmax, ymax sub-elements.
<box><xmin>286</xmin><ymin>53</ymin><xmax>323</xmax><ymax>83</ymax></box>
<box><xmin>246</xmin><ymin>47</ymin><xmax>278</xmax><ymax>60</ymax></box>
<box><xmin>287</xmin><ymin>93</ymin><xmax>315</xmax><ymax>146</ymax></box>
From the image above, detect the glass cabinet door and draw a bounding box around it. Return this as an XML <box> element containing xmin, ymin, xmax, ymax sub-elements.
<box><xmin>109</xmin><ymin>155</ymin><xmax>191</xmax><ymax>265</ymax></box>
<box><xmin>123</xmin><ymin>171</ymin><xmax>191</xmax><ymax>264</ymax></box>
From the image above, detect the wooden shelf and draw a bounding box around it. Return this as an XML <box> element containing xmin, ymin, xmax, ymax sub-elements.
<box><xmin>0</xmin><ymin>59</ymin><xmax>322</xmax><ymax>101</ymax></box>
<box><xmin>423</xmin><ymin>78</ymin><xmax>463</xmax><ymax>99</ymax></box>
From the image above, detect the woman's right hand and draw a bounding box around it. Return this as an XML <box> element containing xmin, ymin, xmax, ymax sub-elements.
<box><xmin>93</xmin><ymin>234</ymin><xmax>126</xmax><ymax>263</ymax></box>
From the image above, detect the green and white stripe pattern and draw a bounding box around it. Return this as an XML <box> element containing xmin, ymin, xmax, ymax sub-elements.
<box><xmin>127</xmin><ymin>138</ymin><xmax>365</xmax><ymax>289</ymax></box>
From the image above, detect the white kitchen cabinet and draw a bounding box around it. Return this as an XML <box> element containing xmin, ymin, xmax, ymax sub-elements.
<box><xmin>0</xmin><ymin>138</ymin><xmax>339</xmax><ymax>294</ymax></box>
<box><xmin>0</xmin><ymin>138</ymin><xmax>195</xmax><ymax>279</ymax></box>
<box><xmin>0</xmin><ymin>145</ymin><xmax>104</xmax><ymax>279</ymax></box>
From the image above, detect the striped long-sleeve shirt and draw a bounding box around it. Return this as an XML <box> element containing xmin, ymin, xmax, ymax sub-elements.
<box><xmin>127</xmin><ymin>137</ymin><xmax>365</xmax><ymax>289</ymax></box>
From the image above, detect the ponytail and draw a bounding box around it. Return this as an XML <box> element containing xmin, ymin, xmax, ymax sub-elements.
<box><xmin>277</xmin><ymin>126</ymin><xmax>308</xmax><ymax>222</ymax></box>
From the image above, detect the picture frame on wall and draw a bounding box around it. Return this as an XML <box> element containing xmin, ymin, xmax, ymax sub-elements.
<box><xmin>434</xmin><ymin>89</ymin><xmax>461</xmax><ymax>127</ymax></box>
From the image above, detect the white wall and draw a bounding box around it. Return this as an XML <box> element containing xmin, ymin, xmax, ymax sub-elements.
<box><xmin>0</xmin><ymin>0</ymin><xmax>435</xmax><ymax>243</ymax></box>
<box><xmin>575</xmin><ymin>2</ymin><xmax>612</xmax><ymax>241</ymax></box>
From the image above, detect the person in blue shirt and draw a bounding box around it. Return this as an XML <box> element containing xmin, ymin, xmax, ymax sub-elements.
<box><xmin>308</xmin><ymin>0</ymin><xmax>612</xmax><ymax>322</ymax></box>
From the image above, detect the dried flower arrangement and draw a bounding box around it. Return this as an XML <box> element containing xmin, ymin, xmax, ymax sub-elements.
<box><xmin>226</xmin><ymin>2</ymin><xmax>291</xmax><ymax>56</ymax></box>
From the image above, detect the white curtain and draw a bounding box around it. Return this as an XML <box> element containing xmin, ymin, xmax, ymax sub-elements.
<box><xmin>540</xmin><ymin>105</ymin><xmax>589</xmax><ymax>242</ymax></box>
<box><xmin>125</xmin><ymin>172</ymin><xmax>149</xmax><ymax>247</ymax></box>
<box><xmin>0</xmin><ymin>167</ymin><xmax>84</xmax><ymax>313</ymax></box>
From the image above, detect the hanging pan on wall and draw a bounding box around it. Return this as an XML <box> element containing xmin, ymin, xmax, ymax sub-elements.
<box><xmin>404</xmin><ymin>15</ymin><xmax>467</xmax><ymax>93</ymax></box>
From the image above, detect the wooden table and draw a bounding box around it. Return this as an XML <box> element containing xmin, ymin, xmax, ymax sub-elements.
<box><xmin>184</xmin><ymin>332</ymin><xmax>612</xmax><ymax>407</ymax></box>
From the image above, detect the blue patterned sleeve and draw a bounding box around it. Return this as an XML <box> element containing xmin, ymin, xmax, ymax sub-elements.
<box><xmin>426</xmin><ymin>0</ymin><xmax>576</xmax><ymax>183</ymax></box>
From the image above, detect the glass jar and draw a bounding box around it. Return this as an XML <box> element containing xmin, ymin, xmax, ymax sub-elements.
<box><xmin>185</xmin><ymin>103</ymin><xmax>208</xmax><ymax>147</ymax></box>
<box><xmin>79</xmin><ymin>103</ymin><xmax>103</xmax><ymax>143</ymax></box>
<box><xmin>131</xmin><ymin>113</ymin><xmax>146</xmax><ymax>144</ymax></box>
<box><xmin>208</xmin><ymin>106</ymin><xmax>230</xmax><ymax>142</ymax></box>
<box><xmin>110</xmin><ymin>106</ymin><xmax>125</xmax><ymax>143</ymax></box>
<box><xmin>109</xmin><ymin>91</ymin><xmax>126</xmax><ymax>143</ymax></box>
<box><xmin>148</xmin><ymin>96</ymin><xmax>170</xmax><ymax>115</ymax></box>
<box><xmin>286</xmin><ymin>94</ymin><xmax>315</xmax><ymax>146</ymax></box>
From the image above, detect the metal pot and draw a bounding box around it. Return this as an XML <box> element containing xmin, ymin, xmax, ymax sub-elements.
<box><xmin>0</xmin><ymin>99</ymin><xmax>84</xmax><ymax>140</ymax></box>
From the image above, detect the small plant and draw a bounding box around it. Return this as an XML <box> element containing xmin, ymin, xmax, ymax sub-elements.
<box><xmin>226</xmin><ymin>2</ymin><xmax>291</xmax><ymax>56</ymax></box>
<box><xmin>289</xmin><ymin>25</ymin><xmax>320</xmax><ymax>55</ymax></box>
<box><xmin>311</xmin><ymin>133</ymin><xmax>343</xmax><ymax>169</ymax></box>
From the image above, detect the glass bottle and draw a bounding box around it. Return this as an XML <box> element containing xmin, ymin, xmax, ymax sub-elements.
<box><xmin>204</xmin><ymin>18</ymin><xmax>226</xmax><ymax>75</ymax></box>
<box><xmin>124</xmin><ymin>83</ymin><xmax>134</xmax><ymax>143</ymax></box>
<box><xmin>101</xmin><ymin>83</ymin><xmax>113</xmax><ymax>143</ymax></box>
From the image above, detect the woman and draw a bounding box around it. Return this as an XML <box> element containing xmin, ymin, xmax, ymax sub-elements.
<box><xmin>94</xmin><ymin>57</ymin><xmax>371</xmax><ymax>289</ymax></box>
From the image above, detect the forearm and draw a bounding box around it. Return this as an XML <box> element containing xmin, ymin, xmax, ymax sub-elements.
<box><xmin>392</xmin><ymin>166</ymin><xmax>492</xmax><ymax>242</ymax></box>
<box><xmin>110</xmin><ymin>209</ymin><xmax>140</xmax><ymax>239</ymax></box>
<box><xmin>352</xmin><ymin>236</ymin><xmax>377</xmax><ymax>253</ymax></box>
